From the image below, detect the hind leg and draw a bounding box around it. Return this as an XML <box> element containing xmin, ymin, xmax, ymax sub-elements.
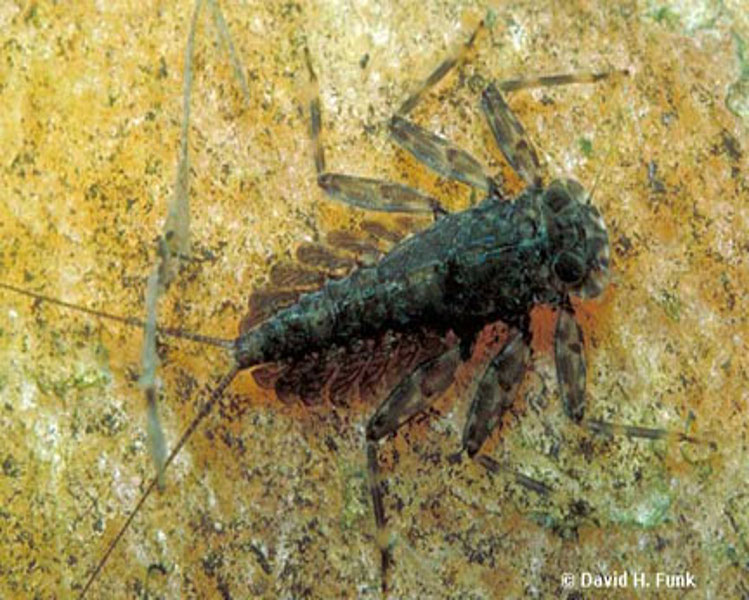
<box><xmin>366</xmin><ymin>326</ymin><xmax>554</xmax><ymax>591</ymax></box>
<box><xmin>365</xmin><ymin>345</ymin><xmax>461</xmax><ymax>591</ymax></box>
<box><xmin>304</xmin><ymin>47</ymin><xmax>445</xmax><ymax>217</ymax></box>
<box><xmin>304</xmin><ymin>22</ymin><xmax>495</xmax><ymax>214</ymax></box>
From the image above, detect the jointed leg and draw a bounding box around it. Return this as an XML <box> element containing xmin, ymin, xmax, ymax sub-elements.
<box><xmin>387</xmin><ymin>21</ymin><xmax>497</xmax><ymax>192</ymax></box>
<box><xmin>481</xmin><ymin>83</ymin><xmax>543</xmax><ymax>188</ymax></box>
<box><xmin>317</xmin><ymin>172</ymin><xmax>444</xmax><ymax>215</ymax></box>
<box><xmin>553</xmin><ymin>303</ymin><xmax>710</xmax><ymax>451</ymax></box>
<box><xmin>554</xmin><ymin>301</ymin><xmax>587</xmax><ymax>422</ymax></box>
<box><xmin>388</xmin><ymin>116</ymin><xmax>493</xmax><ymax>191</ymax></box>
<box><xmin>483</xmin><ymin>68</ymin><xmax>629</xmax><ymax>188</ymax></box>
<box><xmin>306</xmin><ymin>20</ymin><xmax>498</xmax><ymax>210</ymax></box>
<box><xmin>462</xmin><ymin>329</ymin><xmax>531</xmax><ymax>456</ymax></box>
<box><xmin>473</xmin><ymin>454</ymin><xmax>552</xmax><ymax>496</ymax></box>
<box><xmin>456</xmin><ymin>326</ymin><xmax>565</xmax><ymax>497</ymax></box>
<box><xmin>395</xmin><ymin>20</ymin><xmax>485</xmax><ymax>116</ymax></box>
<box><xmin>497</xmin><ymin>68</ymin><xmax>629</xmax><ymax>93</ymax></box>
<box><xmin>304</xmin><ymin>46</ymin><xmax>444</xmax><ymax>216</ymax></box>
<box><xmin>366</xmin><ymin>346</ymin><xmax>461</xmax><ymax>591</ymax></box>
<box><xmin>306</xmin><ymin>44</ymin><xmax>326</xmax><ymax>177</ymax></box>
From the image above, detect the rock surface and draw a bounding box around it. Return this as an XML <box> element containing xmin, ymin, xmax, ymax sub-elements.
<box><xmin>0</xmin><ymin>1</ymin><xmax>746</xmax><ymax>597</ymax></box>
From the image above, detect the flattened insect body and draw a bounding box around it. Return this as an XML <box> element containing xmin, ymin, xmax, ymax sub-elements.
<box><xmin>2</xmin><ymin>5</ymin><xmax>728</xmax><ymax>598</ymax></box>
<box><xmin>220</xmin><ymin>22</ymin><xmax>624</xmax><ymax>591</ymax></box>
<box><xmin>236</xmin><ymin>179</ymin><xmax>609</xmax><ymax>374</ymax></box>
<box><xmin>4</xmin><ymin>12</ymin><xmax>695</xmax><ymax>598</ymax></box>
<box><xmin>153</xmin><ymin>19</ymin><xmax>624</xmax><ymax>595</ymax></box>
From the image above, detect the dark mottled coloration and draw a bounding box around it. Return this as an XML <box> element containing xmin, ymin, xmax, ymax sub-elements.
<box><xmin>234</xmin><ymin>33</ymin><xmax>616</xmax><ymax>592</ymax></box>
<box><xmin>67</xmin><ymin>20</ymin><xmax>620</xmax><ymax>597</ymax></box>
<box><xmin>235</xmin><ymin>179</ymin><xmax>609</xmax><ymax>371</ymax></box>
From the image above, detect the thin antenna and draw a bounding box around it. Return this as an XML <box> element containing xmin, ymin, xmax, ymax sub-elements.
<box><xmin>585</xmin><ymin>129</ymin><xmax>619</xmax><ymax>206</ymax></box>
<box><xmin>586</xmin><ymin>71</ymin><xmax>630</xmax><ymax>205</ymax></box>
<box><xmin>77</xmin><ymin>365</ymin><xmax>240</xmax><ymax>599</ymax></box>
<box><xmin>0</xmin><ymin>281</ymin><xmax>234</xmax><ymax>350</ymax></box>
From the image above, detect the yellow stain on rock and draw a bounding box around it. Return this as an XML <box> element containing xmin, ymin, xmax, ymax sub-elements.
<box><xmin>0</xmin><ymin>1</ymin><xmax>747</xmax><ymax>598</ymax></box>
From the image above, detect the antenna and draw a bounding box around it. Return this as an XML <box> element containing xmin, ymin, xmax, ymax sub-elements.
<box><xmin>586</xmin><ymin>69</ymin><xmax>630</xmax><ymax>205</ymax></box>
<box><xmin>586</xmin><ymin>133</ymin><xmax>617</xmax><ymax>205</ymax></box>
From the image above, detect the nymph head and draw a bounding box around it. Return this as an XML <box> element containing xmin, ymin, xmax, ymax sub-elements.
<box><xmin>541</xmin><ymin>178</ymin><xmax>610</xmax><ymax>299</ymax></box>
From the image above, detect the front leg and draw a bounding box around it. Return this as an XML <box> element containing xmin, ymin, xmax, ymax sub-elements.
<box><xmin>554</xmin><ymin>301</ymin><xmax>587</xmax><ymax>422</ymax></box>
<box><xmin>462</xmin><ymin>329</ymin><xmax>530</xmax><ymax>456</ymax></box>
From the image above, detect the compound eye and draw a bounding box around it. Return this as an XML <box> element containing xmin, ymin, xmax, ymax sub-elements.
<box><xmin>553</xmin><ymin>250</ymin><xmax>586</xmax><ymax>284</ymax></box>
<box><xmin>543</xmin><ymin>183</ymin><xmax>573</xmax><ymax>213</ymax></box>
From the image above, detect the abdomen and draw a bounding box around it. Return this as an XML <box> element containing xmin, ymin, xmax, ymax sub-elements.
<box><xmin>235</xmin><ymin>194</ymin><xmax>545</xmax><ymax>367</ymax></box>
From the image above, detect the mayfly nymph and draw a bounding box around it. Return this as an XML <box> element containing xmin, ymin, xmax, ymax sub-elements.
<box><xmin>6</xmin><ymin>14</ymin><xmax>701</xmax><ymax>598</ymax></box>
